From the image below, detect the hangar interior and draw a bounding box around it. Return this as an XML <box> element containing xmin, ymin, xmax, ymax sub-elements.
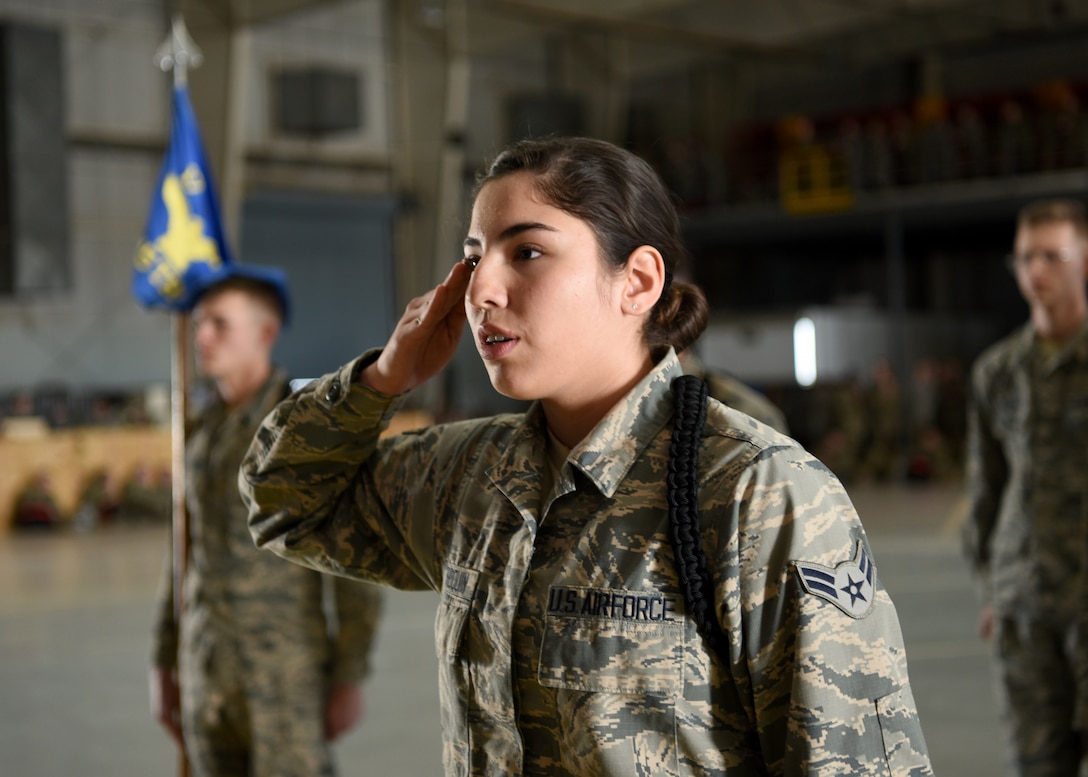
<box><xmin>2</xmin><ymin>2</ymin><xmax>1087</xmax><ymax>773</ymax></box>
<box><xmin>1</xmin><ymin>0</ymin><xmax>1085</xmax><ymax>444</ymax></box>
<box><xmin>2</xmin><ymin>0</ymin><xmax>1088</xmax><ymax>539</ymax></box>
<box><xmin>0</xmin><ymin>2</ymin><xmax>1083</xmax><ymax>384</ymax></box>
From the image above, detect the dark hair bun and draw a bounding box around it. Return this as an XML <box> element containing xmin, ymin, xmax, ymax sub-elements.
<box><xmin>648</xmin><ymin>281</ymin><xmax>709</xmax><ymax>358</ymax></box>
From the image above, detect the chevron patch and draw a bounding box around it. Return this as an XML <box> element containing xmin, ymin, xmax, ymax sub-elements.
<box><xmin>795</xmin><ymin>541</ymin><xmax>876</xmax><ymax>619</ymax></box>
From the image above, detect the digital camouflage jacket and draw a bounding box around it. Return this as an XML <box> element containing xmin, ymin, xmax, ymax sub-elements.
<box><xmin>241</xmin><ymin>350</ymin><xmax>932</xmax><ymax>777</ymax></box>
<box><xmin>151</xmin><ymin>368</ymin><xmax>383</xmax><ymax>690</ymax></box>
<box><xmin>963</xmin><ymin>320</ymin><xmax>1088</xmax><ymax>618</ymax></box>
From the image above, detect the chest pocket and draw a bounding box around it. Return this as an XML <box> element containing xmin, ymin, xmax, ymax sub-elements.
<box><xmin>435</xmin><ymin>564</ymin><xmax>479</xmax><ymax>660</ymax></box>
<box><xmin>537</xmin><ymin>586</ymin><xmax>685</xmax><ymax>697</ymax></box>
<box><xmin>1062</xmin><ymin>391</ymin><xmax>1088</xmax><ymax>439</ymax></box>
<box><xmin>989</xmin><ymin>387</ymin><xmax>1027</xmax><ymax>443</ymax></box>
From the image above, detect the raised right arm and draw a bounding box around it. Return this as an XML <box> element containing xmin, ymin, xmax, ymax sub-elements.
<box><xmin>241</xmin><ymin>261</ymin><xmax>474</xmax><ymax>590</ymax></box>
<box><xmin>240</xmin><ymin>353</ymin><xmax>433</xmax><ymax>586</ymax></box>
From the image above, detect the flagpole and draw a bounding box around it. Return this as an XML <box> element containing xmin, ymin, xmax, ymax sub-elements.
<box><xmin>168</xmin><ymin>313</ymin><xmax>190</xmax><ymax>777</ymax></box>
<box><xmin>157</xmin><ymin>15</ymin><xmax>202</xmax><ymax>777</ymax></box>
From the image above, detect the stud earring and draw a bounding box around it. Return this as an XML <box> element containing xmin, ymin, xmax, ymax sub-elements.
<box><xmin>632</xmin><ymin>302</ymin><xmax>639</xmax><ymax>311</ymax></box>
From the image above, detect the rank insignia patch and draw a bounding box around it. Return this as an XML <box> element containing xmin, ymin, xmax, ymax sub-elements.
<box><xmin>795</xmin><ymin>541</ymin><xmax>876</xmax><ymax>619</ymax></box>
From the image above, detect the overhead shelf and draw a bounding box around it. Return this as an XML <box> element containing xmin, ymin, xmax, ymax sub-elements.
<box><xmin>683</xmin><ymin>168</ymin><xmax>1088</xmax><ymax>245</ymax></box>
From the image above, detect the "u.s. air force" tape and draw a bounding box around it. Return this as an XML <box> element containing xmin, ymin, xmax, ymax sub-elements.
<box><xmin>794</xmin><ymin>540</ymin><xmax>876</xmax><ymax>619</ymax></box>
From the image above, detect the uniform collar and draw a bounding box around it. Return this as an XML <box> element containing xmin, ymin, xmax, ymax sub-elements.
<box><xmin>568</xmin><ymin>349</ymin><xmax>681</xmax><ymax>498</ymax></box>
<box><xmin>488</xmin><ymin>350</ymin><xmax>682</xmax><ymax>506</ymax></box>
<box><xmin>1015</xmin><ymin>317</ymin><xmax>1088</xmax><ymax>368</ymax></box>
<box><xmin>245</xmin><ymin>365</ymin><xmax>291</xmax><ymax>424</ymax></box>
<box><xmin>1067</xmin><ymin>318</ymin><xmax>1088</xmax><ymax>363</ymax></box>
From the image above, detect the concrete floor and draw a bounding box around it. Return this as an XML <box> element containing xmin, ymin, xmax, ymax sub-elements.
<box><xmin>0</xmin><ymin>482</ymin><xmax>1002</xmax><ymax>776</ymax></box>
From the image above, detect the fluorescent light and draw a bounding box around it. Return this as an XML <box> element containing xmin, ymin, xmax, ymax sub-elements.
<box><xmin>794</xmin><ymin>317</ymin><xmax>817</xmax><ymax>387</ymax></box>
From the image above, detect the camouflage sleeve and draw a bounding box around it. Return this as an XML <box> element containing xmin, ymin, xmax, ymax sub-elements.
<box><xmin>327</xmin><ymin>576</ymin><xmax>384</xmax><ymax>686</ymax></box>
<box><xmin>240</xmin><ymin>351</ymin><xmax>440</xmax><ymax>591</ymax></box>
<box><xmin>960</xmin><ymin>358</ymin><xmax>1006</xmax><ymax>593</ymax></box>
<box><xmin>720</xmin><ymin>445</ymin><xmax>932</xmax><ymax>776</ymax></box>
<box><xmin>148</xmin><ymin>540</ymin><xmax>178</xmax><ymax>670</ymax></box>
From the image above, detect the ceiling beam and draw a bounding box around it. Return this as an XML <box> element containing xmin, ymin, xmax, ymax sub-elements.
<box><xmin>485</xmin><ymin>0</ymin><xmax>827</xmax><ymax>60</ymax></box>
<box><xmin>180</xmin><ymin>0</ymin><xmax>346</xmax><ymax>29</ymax></box>
<box><xmin>229</xmin><ymin>0</ymin><xmax>344</xmax><ymax>25</ymax></box>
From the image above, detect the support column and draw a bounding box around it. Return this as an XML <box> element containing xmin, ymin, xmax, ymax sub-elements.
<box><xmin>432</xmin><ymin>0</ymin><xmax>470</xmax><ymax>287</ymax></box>
<box><xmin>557</xmin><ymin>30</ymin><xmax>628</xmax><ymax>143</ymax></box>
<box><xmin>387</xmin><ymin>1</ymin><xmax>467</xmax><ymax>414</ymax></box>
<box><xmin>220</xmin><ymin>27</ymin><xmax>251</xmax><ymax>245</ymax></box>
<box><xmin>696</xmin><ymin>57</ymin><xmax>738</xmax><ymax>206</ymax></box>
<box><xmin>390</xmin><ymin>1</ymin><xmax>450</xmax><ymax>307</ymax></box>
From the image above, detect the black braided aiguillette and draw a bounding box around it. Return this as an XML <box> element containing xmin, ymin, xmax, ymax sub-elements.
<box><xmin>668</xmin><ymin>375</ymin><xmax>728</xmax><ymax>658</ymax></box>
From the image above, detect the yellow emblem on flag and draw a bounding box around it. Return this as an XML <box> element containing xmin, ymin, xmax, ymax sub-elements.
<box><xmin>134</xmin><ymin>162</ymin><xmax>223</xmax><ymax>301</ymax></box>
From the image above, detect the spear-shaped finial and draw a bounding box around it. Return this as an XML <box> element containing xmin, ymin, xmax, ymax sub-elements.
<box><xmin>155</xmin><ymin>13</ymin><xmax>203</xmax><ymax>87</ymax></box>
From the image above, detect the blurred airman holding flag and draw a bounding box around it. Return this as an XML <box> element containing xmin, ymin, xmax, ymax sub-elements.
<box><xmin>133</xmin><ymin>20</ymin><xmax>382</xmax><ymax>777</ymax></box>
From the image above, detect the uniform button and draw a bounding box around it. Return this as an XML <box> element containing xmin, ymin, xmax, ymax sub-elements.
<box><xmin>325</xmin><ymin>377</ymin><xmax>342</xmax><ymax>403</ymax></box>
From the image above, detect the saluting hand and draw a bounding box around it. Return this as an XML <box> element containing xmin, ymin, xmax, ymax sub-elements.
<box><xmin>361</xmin><ymin>260</ymin><xmax>472</xmax><ymax>396</ymax></box>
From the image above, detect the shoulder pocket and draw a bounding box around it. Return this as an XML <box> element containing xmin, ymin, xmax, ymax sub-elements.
<box><xmin>1063</xmin><ymin>393</ymin><xmax>1088</xmax><ymax>437</ymax></box>
<box><xmin>875</xmin><ymin>684</ymin><xmax>933</xmax><ymax>775</ymax></box>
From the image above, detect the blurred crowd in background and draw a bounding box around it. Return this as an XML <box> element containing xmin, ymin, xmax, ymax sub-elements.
<box><xmin>8</xmin><ymin>462</ymin><xmax>172</xmax><ymax>532</ymax></box>
<box><xmin>1</xmin><ymin>388</ymin><xmax>171</xmax><ymax>532</ymax></box>
<box><xmin>734</xmin><ymin>355</ymin><xmax>969</xmax><ymax>489</ymax></box>
<box><xmin>1</xmin><ymin>347</ymin><xmax>969</xmax><ymax>534</ymax></box>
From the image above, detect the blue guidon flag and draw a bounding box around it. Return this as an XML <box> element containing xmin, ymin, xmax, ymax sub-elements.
<box><xmin>795</xmin><ymin>541</ymin><xmax>877</xmax><ymax>619</ymax></box>
<box><xmin>132</xmin><ymin>83</ymin><xmax>231</xmax><ymax>312</ymax></box>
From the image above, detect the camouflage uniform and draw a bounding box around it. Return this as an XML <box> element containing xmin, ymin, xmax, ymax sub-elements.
<box><xmin>150</xmin><ymin>368</ymin><xmax>383</xmax><ymax>777</ymax></box>
<box><xmin>963</xmin><ymin>321</ymin><xmax>1088</xmax><ymax>777</ymax></box>
<box><xmin>682</xmin><ymin>354</ymin><xmax>790</xmax><ymax>435</ymax></box>
<box><xmin>241</xmin><ymin>349</ymin><xmax>932</xmax><ymax>777</ymax></box>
